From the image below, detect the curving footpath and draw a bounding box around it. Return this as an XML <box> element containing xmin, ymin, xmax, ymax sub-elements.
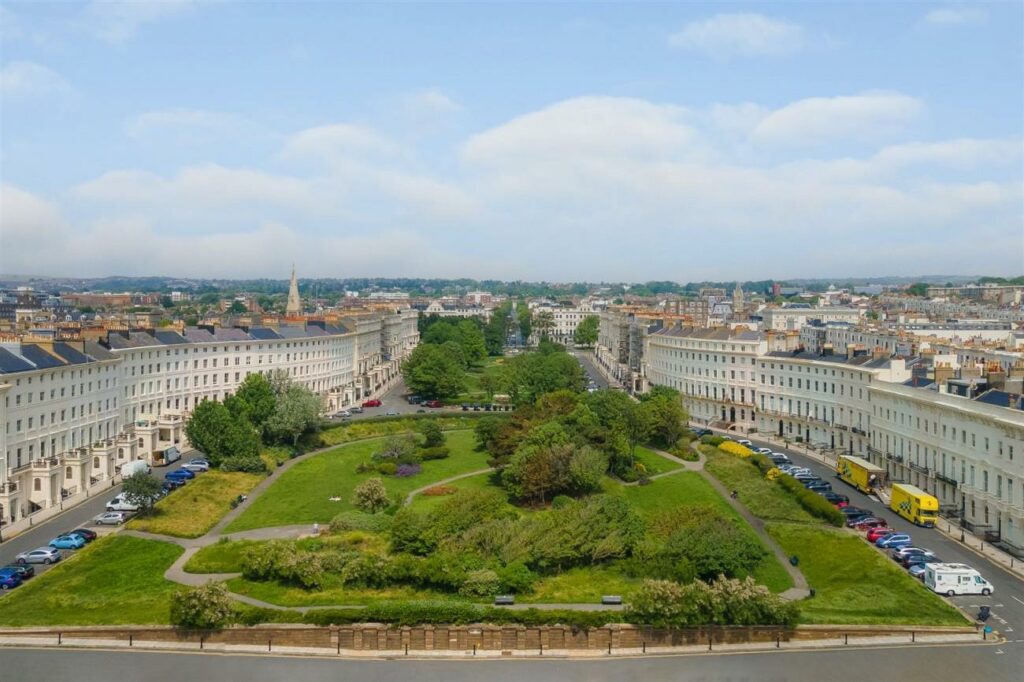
<box><xmin>120</xmin><ymin>435</ymin><xmax>809</xmax><ymax>611</ymax></box>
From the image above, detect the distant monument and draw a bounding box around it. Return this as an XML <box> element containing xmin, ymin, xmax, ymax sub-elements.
<box><xmin>286</xmin><ymin>265</ymin><xmax>302</xmax><ymax>316</ymax></box>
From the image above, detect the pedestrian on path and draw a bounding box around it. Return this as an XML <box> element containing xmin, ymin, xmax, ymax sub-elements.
<box><xmin>312</xmin><ymin>522</ymin><xmax>320</xmax><ymax>536</ymax></box>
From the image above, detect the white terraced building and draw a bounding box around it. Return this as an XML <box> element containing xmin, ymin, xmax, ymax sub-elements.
<box><xmin>643</xmin><ymin>326</ymin><xmax>1024</xmax><ymax>552</ymax></box>
<box><xmin>0</xmin><ymin>312</ymin><xmax>418</xmax><ymax>525</ymax></box>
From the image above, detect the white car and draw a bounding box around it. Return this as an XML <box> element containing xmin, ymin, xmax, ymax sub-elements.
<box><xmin>755</xmin><ymin>447</ymin><xmax>773</xmax><ymax>455</ymax></box>
<box><xmin>339</xmin><ymin>410</ymin><xmax>352</xmax><ymax>418</ymax></box>
<box><xmin>737</xmin><ymin>439</ymin><xmax>753</xmax><ymax>447</ymax></box>
<box><xmin>106</xmin><ymin>493</ymin><xmax>140</xmax><ymax>512</ymax></box>
<box><xmin>182</xmin><ymin>462</ymin><xmax>209</xmax><ymax>473</ymax></box>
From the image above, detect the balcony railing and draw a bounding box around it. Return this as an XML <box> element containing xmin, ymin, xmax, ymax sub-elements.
<box><xmin>0</xmin><ymin>481</ymin><xmax>19</xmax><ymax>493</ymax></box>
<box><xmin>935</xmin><ymin>472</ymin><xmax>958</xmax><ymax>487</ymax></box>
<box><xmin>32</xmin><ymin>456</ymin><xmax>60</xmax><ymax>470</ymax></box>
<box><xmin>907</xmin><ymin>461</ymin><xmax>930</xmax><ymax>475</ymax></box>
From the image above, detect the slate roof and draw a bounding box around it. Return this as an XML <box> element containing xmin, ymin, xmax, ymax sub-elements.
<box><xmin>0</xmin><ymin>347</ymin><xmax>35</xmax><ymax>374</ymax></box>
<box><xmin>975</xmin><ymin>389</ymin><xmax>1023</xmax><ymax>410</ymax></box>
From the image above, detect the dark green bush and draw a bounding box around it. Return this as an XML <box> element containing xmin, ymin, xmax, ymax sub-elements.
<box><xmin>220</xmin><ymin>455</ymin><xmax>269</xmax><ymax>473</ymax></box>
<box><xmin>776</xmin><ymin>474</ymin><xmax>844</xmax><ymax>526</ymax></box>
<box><xmin>700</xmin><ymin>435</ymin><xmax>726</xmax><ymax>446</ymax></box>
<box><xmin>749</xmin><ymin>453</ymin><xmax>775</xmax><ymax>475</ymax></box>
<box><xmin>376</xmin><ymin>461</ymin><xmax>398</xmax><ymax>476</ymax></box>
<box><xmin>419</xmin><ymin>446</ymin><xmax>450</xmax><ymax>461</ymax></box>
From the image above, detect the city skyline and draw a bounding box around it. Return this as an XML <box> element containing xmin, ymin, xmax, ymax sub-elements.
<box><xmin>2</xmin><ymin>1</ymin><xmax>1022</xmax><ymax>281</ymax></box>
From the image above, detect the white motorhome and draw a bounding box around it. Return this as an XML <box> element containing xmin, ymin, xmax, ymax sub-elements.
<box><xmin>120</xmin><ymin>460</ymin><xmax>151</xmax><ymax>478</ymax></box>
<box><xmin>924</xmin><ymin>563</ymin><xmax>994</xmax><ymax>597</ymax></box>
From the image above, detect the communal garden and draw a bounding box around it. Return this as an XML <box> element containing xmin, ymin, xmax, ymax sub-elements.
<box><xmin>698</xmin><ymin>437</ymin><xmax>967</xmax><ymax>626</ymax></box>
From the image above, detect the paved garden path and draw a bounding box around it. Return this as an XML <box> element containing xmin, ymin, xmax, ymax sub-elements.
<box><xmin>403</xmin><ymin>467</ymin><xmax>496</xmax><ymax>505</ymax></box>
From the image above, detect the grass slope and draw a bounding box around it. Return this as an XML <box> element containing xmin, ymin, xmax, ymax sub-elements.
<box><xmin>768</xmin><ymin>524</ymin><xmax>968</xmax><ymax>626</ymax></box>
<box><xmin>225</xmin><ymin>430</ymin><xmax>487</xmax><ymax>532</ymax></box>
<box><xmin>183</xmin><ymin>539</ymin><xmax>262</xmax><ymax>573</ymax></box>
<box><xmin>127</xmin><ymin>470</ymin><xmax>263</xmax><ymax>538</ymax></box>
<box><xmin>0</xmin><ymin>535</ymin><xmax>183</xmax><ymax>626</ymax></box>
<box><xmin>703</xmin><ymin>449</ymin><xmax>815</xmax><ymax>524</ymax></box>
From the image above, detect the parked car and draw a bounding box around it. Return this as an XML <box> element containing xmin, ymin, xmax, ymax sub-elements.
<box><xmin>891</xmin><ymin>546</ymin><xmax>934</xmax><ymax>562</ymax></box>
<box><xmin>106</xmin><ymin>493</ymin><xmax>140</xmax><ymax>512</ymax></box>
<box><xmin>67</xmin><ymin>528</ymin><xmax>98</xmax><ymax>543</ymax></box>
<box><xmin>49</xmin><ymin>534</ymin><xmax>86</xmax><ymax>550</ymax></box>
<box><xmin>875</xmin><ymin>533</ymin><xmax>913</xmax><ymax>548</ymax></box>
<box><xmin>188</xmin><ymin>458</ymin><xmax>210</xmax><ymax>468</ymax></box>
<box><xmin>93</xmin><ymin>511</ymin><xmax>129</xmax><ymax>525</ymax></box>
<box><xmin>15</xmin><ymin>547</ymin><xmax>62</xmax><ymax>565</ymax></box>
<box><xmin>839</xmin><ymin>506</ymin><xmax>871</xmax><ymax>517</ymax></box>
<box><xmin>338</xmin><ymin>410</ymin><xmax>352</xmax><ymax>418</ymax></box>
<box><xmin>770</xmin><ymin>454</ymin><xmax>791</xmax><ymax>465</ymax></box>
<box><xmin>406</xmin><ymin>395</ymin><xmax>422</xmax><ymax>405</ymax></box>
<box><xmin>349</xmin><ymin>406</ymin><xmax>363</xmax><ymax>413</ymax></box>
<box><xmin>737</xmin><ymin>439</ymin><xmax>753</xmax><ymax>447</ymax></box>
<box><xmin>0</xmin><ymin>568</ymin><xmax>23</xmax><ymax>590</ymax></box>
<box><xmin>2</xmin><ymin>564</ymin><xmax>35</xmax><ymax>580</ymax></box>
<box><xmin>181</xmin><ymin>462</ymin><xmax>209</xmax><ymax>473</ymax></box>
<box><xmin>162</xmin><ymin>479</ymin><xmax>185</xmax><ymax>492</ymax></box>
<box><xmin>793</xmin><ymin>473</ymin><xmax>819</xmax><ymax>482</ymax></box>
<box><xmin>425</xmin><ymin>400</ymin><xmax>444</xmax><ymax>408</ymax></box>
<box><xmin>165</xmin><ymin>468</ymin><xmax>195</xmax><ymax>481</ymax></box>
<box><xmin>361</xmin><ymin>399</ymin><xmax>382</xmax><ymax>408</ymax></box>
<box><xmin>866</xmin><ymin>527</ymin><xmax>894</xmax><ymax>543</ymax></box>
<box><xmin>806</xmin><ymin>481</ymin><xmax>833</xmax><ymax>494</ymax></box>
<box><xmin>385</xmin><ymin>409</ymin><xmax>399</xmax><ymax>416</ymax></box>
<box><xmin>908</xmin><ymin>563</ymin><xmax>928</xmax><ymax>580</ymax></box>
<box><xmin>848</xmin><ymin>516</ymin><xmax>886</xmax><ymax>529</ymax></box>
<box><xmin>692</xmin><ymin>428</ymin><xmax>713</xmax><ymax>437</ymax></box>
<box><xmin>902</xmin><ymin>553</ymin><xmax>942</xmax><ymax>569</ymax></box>
<box><xmin>821</xmin><ymin>492</ymin><xmax>849</xmax><ymax>507</ymax></box>
<box><xmin>755</xmin><ymin>447</ymin><xmax>773</xmax><ymax>455</ymax></box>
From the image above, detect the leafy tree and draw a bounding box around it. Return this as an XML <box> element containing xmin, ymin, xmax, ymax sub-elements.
<box><xmin>265</xmin><ymin>382</ymin><xmax>323</xmax><ymax>446</ymax></box>
<box><xmin>484</xmin><ymin>301</ymin><xmax>512</xmax><ymax>355</ymax></box>
<box><xmin>906</xmin><ymin>282</ymin><xmax>929</xmax><ymax>297</ymax></box>
<box><xmin>352</xmin><ymin>477</ymin><xmax>391</xmax><ymax>513</ymax></box>
<box><xmin>533</xmin><ymin>310</ymin><xmax>555</xmax><ymax>340</ymax></box>
<box><xmin>639</xmin><ymin>387</ymin><xmax>688</xmax><ymax>448</ymax></box>
<box><xmin>185</xmin><ymin>399</ymin><xmax>261</xmax><ymax>466</ymax></box>
<box><xmin>402</xmin><ymin>344</ymin><xmax>467</xmax><ymax>399</ymax></box>
<box><xmin>233</xmin><ymin>373</ymin><xmax>276</xmax><ymax>433</ymax></box>
<box><xmin>573</xmin><ymin>315</ymin><xmax>599</xmax><ymax>346</ymax></box>
<box><xmin>170</xmin><ymin>582</ymin><xmax>235</xmax><ymax>629</ymax></box>
<box><xmin>517</xmin><ymin>305</ymin><xmax>532</xmax><ymax>341</ymax></box>
<box><xmin>502</xmin><ymin>442</ymin><xmax>606</xmax><ymax>504</ymax></box>
<box><xmin>419</xmin><ymin>420</ymin><xmax>445</xmax><ymax>448</ymax></box>
<box><xmin>121</xmin><ymin>472</ymin><xmax>163</xmax><ymax>513</ymax></box>
<box><xmin>227</xmin><ymin>300</ymin><xmax>247</xmax><ymax>314</ymax></box>
<box><xmin>456</xmin><ymin>319</ymin><xmax>487</xmax><ymax>364</ymax></box>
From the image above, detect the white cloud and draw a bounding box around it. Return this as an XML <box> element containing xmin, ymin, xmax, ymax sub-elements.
<box><xmin>127</xmin><ymin>108</ymin><xmax>268</xmax><ymax>141</ymax></box>
<box><xmin>281</xmin><ymin>123</ymin><xmax>401</xmax><ymax>164</ymax></box>
<box><xmin>0</xmin><ymin>61</ymin><xmax>71</xmax><ymax>97</ymax></box>
<box><xmin>403</xmin><ymin>88</ymin><xmax>461</xmax><ymax>114</ymax></box>
<box><xmin>84</xmin><ymin>0</ymin><xmax>196</xmax><ymax>43</ymax></box>
<box><xmin>669</xmin><ymin>13</ymin><xmax>804</xmax><ymax>56</ymax></box>
<box><xmin>751</xmin><ymin>92</ymin><xmax>924</xmax><ymax>144</ymax></box>
<box><xmin>925</xmin><ymin>7</ymin><xmax>989</xmax><ymax>25</ymax></box>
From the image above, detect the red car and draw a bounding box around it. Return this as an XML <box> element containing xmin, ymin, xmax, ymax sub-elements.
<box><xmin>851</xmin><ymin>517</ymin><xmax>888</xmax><ymax>530</ymax></box>
<box><xmin>424</xmin><ymin>400</ymin><xmax>443</xmax><ymax>408</ymax></box>
<box><xmin>866</xmin><ymin>527</ymin><xmax>893</xmax><ymax>543</ymax></box>
<box><xmin>361</xmin><ymin>399</ymin><xmax>382</xmax><ymax>408</ymax></box>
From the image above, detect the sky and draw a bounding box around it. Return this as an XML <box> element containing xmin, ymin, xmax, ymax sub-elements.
<box><xmin>1</xmin><ymin>1</ymin><xmax>1022</xmax><ymax>282</ymax></box>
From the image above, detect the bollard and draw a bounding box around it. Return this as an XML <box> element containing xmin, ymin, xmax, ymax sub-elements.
<box><xmin>776</xmin><ymin>634</ymin><xmax>780</xmax><ymax>648</ymax></box>
<box><xmin>129</xmin><ymin>634</ymin><xmax>133</xmax><ymax>647</ymax></box>
<box><xmin>58</xmin><ymin>632</ymin><xmax>61</xmax><ymax>645</ymax></box>
<box><xmin>844</xmin><ymin>634</ymin><xmax>848</xmax><ymax>645</ymax></box>
<box><xmin>983</xmin><ymin>629</ymin><xmax>987</xmax><ymax>641</ymax></box>
<box><xmin>405</xmin><ymin>644</ymin><xmax>408</xmax><ymax>656</ymax></box>
<box><xmin>268</xmin><ymin>638</ymin><xmax>272</xmax><ymax>652</ymax></box>
<box><xmin>337</xmin><ymin>639</ymin><xmax>341</xmax><ymax>655</ymax></box>
<box><xmin>608</xmin><ymin>641</ymin><xmax>612</xmax><ymax>655</ymax></box>
<box><xmin>708</xmin><ymin>635</ymin><xmax>712</xmax><ymax>651</ymax></box>
<box><xmin>642</xmin><ymin>641</ymin><xmax>646</xmax><ymax>654</ymax></box>
<box><xmin>473</xmin><ymin>644</ymin><xmax>477</xmax><ymax>656</ymax></box>
<box><xmin>539</xmin><ymin>642</ymin><xmax>543</xmax><ymax>656</ymax></box>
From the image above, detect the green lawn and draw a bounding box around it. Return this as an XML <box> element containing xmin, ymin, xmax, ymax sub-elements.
<box><xmin>453</xmin><ymin>356</ymin><xmax>507</xmax><ymax>403</ymax></box>
<box><xmin>703</xmin><ymin>449</ymin><xmax>816</xmax><ymax>524</ymax></box>
<box><xmin>225</xmin><ymin>430</ymin><xmax>488</xmax><ymax>532</ymax></box>
<box><xmin>406</xmin><ymin>470</ymin><xmax>509</xmax><ymax>513</ymax></box>
<box><xmin>632</xmin><ymin>445</ymin><xmax>682</xmax><ymax>476</ymax></box>
<box><xmin>768</xmin><ymin>524</ymin><xmax>968</xmax><ymax>625</ymax></box>
<box><xmin>183</xmin><ymin>538</ymin><xmax>262</xmax><ymax>573</ymax></box>
<box><xmin>521</xmin><ymin>565</ymin><xmax>641</xmax><ymax>604</ymax></box>
<box><xmin>127</xmin><ymin>470</ymin><xmax>264</xmax><ymax>538</ymax></box>
<box><xmin>0</xmin><ymin>535</ymin><xmax>184</xmax><ymax>625</ymax></box>
<box><xmin>226</xmin><ymin>575</ymin><xmax>452</xmax><ymax>607</ymax></box>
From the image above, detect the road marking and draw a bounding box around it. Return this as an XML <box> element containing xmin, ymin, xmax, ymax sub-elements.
<box><xmin>994</xmin><ymin>648</ymin><xmax>1004</xmax><ymax>655</ymax></box>
<box><xmin>1012</xmin><ymin>596</ymin><xmax>1024</xmax><ymax>607</ymax></box>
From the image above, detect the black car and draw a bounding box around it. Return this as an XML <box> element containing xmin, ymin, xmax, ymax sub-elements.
<box><xmin>2</xmin><ymin>564</ymin><xmax>35</xmax><ymax>579</ymax></box>
<box><xmin>839</xmin><ymin>506</ymin><xmax>870</xmax><ymax>516</ymax></box>
<box><xmin>692</xmin><ymin>428</ymin><xmax>713</xmax><ymax>437</ymax></box>
<box><xmin>806</xmin><ymin>481</ymin><xmax>833</xmax><ymax>493</ymax></box>
<box><xmin>162</xmin><ymin>479</ymin><xmax>185</xmax><ymax>492</ymax></box>
<box><xmin>68</xmin><ymin>528</ymin><xmax>98</xmax><ymax>542</ymax></box>
<box><xmin>821</xmin><ymin>491</ymin><xmax>849</xmax><ymax>505</ymax></box>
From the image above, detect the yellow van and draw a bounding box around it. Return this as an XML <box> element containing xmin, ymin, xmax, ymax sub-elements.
<box><xmin>890</xmin><ymin>483</ymin><xmax>939</xmax><ymax>527</ymax></box>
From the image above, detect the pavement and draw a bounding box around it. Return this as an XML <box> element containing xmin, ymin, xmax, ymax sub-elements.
<box><xmin>706</xmin><ymin>426</ymin><xmax>1024</xmax><ymax>658</ymax></box>
<box><xmin>0</xmin><ymin>640</ymin><xmax>1017</xmax><ymax>682</ymax></box>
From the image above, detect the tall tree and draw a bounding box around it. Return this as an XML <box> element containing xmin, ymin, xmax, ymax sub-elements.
<box><xmin>533</xmin><ymin>310</ymin><xmax>555</xmax><ymax>340</ymax></box>
<box><xmin>121</xmin><ymin>472</ymin><xmax>163</xmax><ymax>513</ymax></box>
<box><xmin>573</xmin><ymin>315</ymin><xmax>600</xmax><ymax>346</ymax></box>
<box><xmin>265</xmin><ymin>383</ymin><xmax>323</xmax><ymax>446</ymax></box>
<box><xmin>233</xmin><ymin>373</ymin><xmax>276</xmax><ymax>433</ymax></box>
<box><xmin>402</xmin><ymin>344</ymin><xmax>467</xmax><ymax>399</ymax></box>
<box><xmin>517</xmin><ymin>305</ymin><xmax>532</xmax><ymax>341</ymax></box>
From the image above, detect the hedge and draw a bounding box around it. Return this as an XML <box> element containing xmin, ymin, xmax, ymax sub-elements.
<box><xmin>699</xmin><ymin>435</ymin><xmax>726</xmax><ymax>446</ymax></box>
<box><xmin>775</xmin><ymin>474</ymin><xmax>845</xmax><ymax>526</ymax></box>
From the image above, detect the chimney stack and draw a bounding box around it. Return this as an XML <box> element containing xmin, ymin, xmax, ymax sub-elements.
<box><xmin>933</xmin><ymin>362</ymin><xmax>955</xmax><ymax>389</ymax></box>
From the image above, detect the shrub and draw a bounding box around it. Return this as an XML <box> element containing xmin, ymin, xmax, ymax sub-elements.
<box><xmin>700</xmin><ymin>435</ymin><xmax>726</xmax><ymax>446</ymax></box>
<box><xmin>341</xmin><ymin>553</ymin><xmax>393</xmax><ymax>587</ymax></box>
<box><xmin>720</xmin><ymin>441</ymin><xmax>753</xmax><ymax>458</ymax></box>
<box><xmin>776</xmin><ymin>474</ymin><xmax>844</xmax><ymax>526</ymax></box>
<box><xmin>617</xmin><ymin>467</ymin><xmax>640</xmax><ymax>483</ymax></box>
<box><xmin>330</xmin><ymin>510</ymin><xmax>393</xmax><ymax>533</ymax></box>
<box><xmin>749</xmin><ymin>452</ymin><xmax>775</xmax><ymax>475</ymax></box>
<box><xmin>376</xmin><ymin>461</ymin><xmax>398</xmax><ymax>476</ymax></box>
<box><xmin>395</xmin><ymin>463</ymin><xmax>423</xmax><ymax>478</ymax></box>
<box><xmin>459</xmin><ymin>569</ymin><xmax>501</xmax><ymax>597</ymax></box>
<box><xmin>661</xmin><ymin>516</ymin><xmax>766</xmax><ymax>581</ymax></box>
<box><xmin>551</xmin><ymin>494</ymin><xmax>574</xmax><ymax>509</ymax></box>
<box><xmin>496</xmin><ymin>562</ymin><xmax>537</xmax><ymax>593</ymax></box>
<box><xmin>419</xmin><ymin>446</ymin><xmax>450</xmax><ymax>461</ymax></box>
<box><xmin>352</xmin><ymin>477</ymin><xmax>391</xmax><ymax>513</ymax></box>
<box><xmin>297</xmin><ymin>601</ymin><xmax>618</xmax><ymax>629</ymax></box>
<box><xmin>220</xmin><ymin>455</ymin><xmax>269</xmax><ymax>473</ymax></box>
<box><xmin>170</xmin><ymin>583</ymin><xmax>235</xmax><ymax>629</ymax></box>
<box><xmin>419</xmin><ymin>420</ymin><xmax>445</xmax><ymax>448</ymax></box>
<box><xmin>626</xmin><ymin>576</ymin><xmax>797</xmax><ymax>627</ymax></box>
<box><xmin>373</xmin><ymin>435</ymin><xmax>419</xmax><ymax>463</ymax></box>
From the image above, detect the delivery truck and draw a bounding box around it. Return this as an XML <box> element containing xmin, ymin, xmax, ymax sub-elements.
<box><xmin>836</xmin><ymin>455</ymin><xmax>886</xmax><ymax>494</ymax></box>
<box><xmin>120</xmin><ymin>459</ymin><xmax>151</xmax><ymax>478</ymax></box>
<box><xmin>890</xmin><ymin>483</ymin><xmax>939</xmax><ymax>527</ymax></box>
<box><xmin>924</xmin><ymin>563</ymin><xmax>994</xmax><ymax>597</ymax></box>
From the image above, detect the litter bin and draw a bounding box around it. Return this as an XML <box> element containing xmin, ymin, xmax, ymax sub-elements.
<box><xmin>978</xmin><ymin>605</ymin><xmax>991</xmax><ymax>622</ymax></box>
<box><xmin>789</xmin><ymin>555</ymin><xmax>800</xmax><ymax>566</ymax></box>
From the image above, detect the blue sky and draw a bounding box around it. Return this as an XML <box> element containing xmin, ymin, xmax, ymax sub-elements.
<box><xmin>2</xmin><ymin>1</ymin><xmax>1022</xmax><ymax>281</ymax></box>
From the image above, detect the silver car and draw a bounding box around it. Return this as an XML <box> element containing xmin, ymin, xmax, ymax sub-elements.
<box><xmin>16</xmin><ymin>546</ymin><xmax>62</xmax><ymax>565</ymax></box>
<box><xmin>93</xmin><ymin>511</ymin><xmax>128</xmax><ymax>525</ymax></box>
<box><xmin>181</xmin><ymin>462</ymin><xmax>209</xmax><ymax>473</ymax></box>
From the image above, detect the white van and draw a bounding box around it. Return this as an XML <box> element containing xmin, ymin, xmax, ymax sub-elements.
<box><xmin>924</xmin><ymin>563</ymin><xmax>994</xmax><ymax>597</ymax></box>
<box><xmin>106</xmin><ymin>493</ymin><xmax>140</xmax><ymax>513</ymax></box>
<box><xmin>121</xmin><ymin>460</ymin><xmax>151</xmax><ymax>478</ymax></box>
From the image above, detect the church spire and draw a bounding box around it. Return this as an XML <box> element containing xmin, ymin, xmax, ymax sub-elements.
<box><xmin>286</xmin><ymin>264</ymin><xmax>301</xmax><ymax>315</ymax></box>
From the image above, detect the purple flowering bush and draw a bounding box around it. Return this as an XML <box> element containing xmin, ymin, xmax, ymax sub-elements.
<box><xmin>395</xmin><ymin>463</ymin><xmax>422</xmax><ymax>478</ymax></box>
